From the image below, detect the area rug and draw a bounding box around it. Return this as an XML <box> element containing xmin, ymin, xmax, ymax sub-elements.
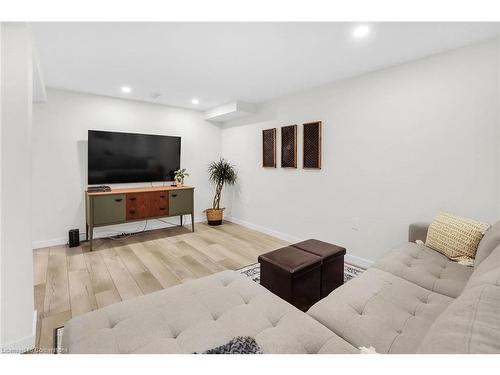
<box><xmin>238</xmin><ymin>262</ymin><xmax>365</xmax><ymax>284</ymax></box>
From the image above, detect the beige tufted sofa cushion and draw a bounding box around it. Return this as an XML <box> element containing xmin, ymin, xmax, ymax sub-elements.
<box><xmin>373</xmin><ymin>242</ymin><xmax>473</xmax><ymax>298</ymax></box>
<box><xmin>62</xmin><ymin>270</ymin><xmax>357</xmax><ymax>354</ymax></box>
<box><xmin>307</xmin><ymin>268</ymin><xmax>453</xmax><ymax>354</ymax></box>
<box><xmin>417</xmin><ymin>244</ymin><xmax>500</xmax><ymax>353</ymax></box>
<box><xmin>417</xmin><ymin>283</ymin><xmax>500</xmax><ymax>353</ymax></box>
<box><xmin>63</xmin><ymin>221</ymin><xmax>500</xmax><ymax>354</ymax></box>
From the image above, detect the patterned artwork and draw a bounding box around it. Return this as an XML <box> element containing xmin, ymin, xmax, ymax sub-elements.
<box><xmin>281</xmin><ymin>125</ymin><xmax>297</xmax><ymax>168</ymax></box>
<box><xmin>303</xmin><ymin>121</ymin><xmax>322</xmax><ymax>169</ymax></box>
<box><xmin>262</xmin><ymin>128</ymin><xmax>276</xmax><ymax>168</ymax></box>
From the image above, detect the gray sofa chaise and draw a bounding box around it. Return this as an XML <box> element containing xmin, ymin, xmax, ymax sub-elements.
<box><xmin>62</xmin><ymin>222</ymin><xmax>500</xmax><ymax>354</ymax></box>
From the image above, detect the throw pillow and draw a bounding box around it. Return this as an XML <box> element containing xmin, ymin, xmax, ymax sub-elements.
<box><xmin>425</xmin><ymin>210</ymin><xmax>490</xmax><ymax>262</ymax></box>
<box><xmin>198</xmin><ymin>336</ymin><xmax>262</xmax><ymax>354</ymax></box>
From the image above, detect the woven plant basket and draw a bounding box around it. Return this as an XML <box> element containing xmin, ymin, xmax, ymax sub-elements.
<box><xmin>205</xmin><ymin>208</ymin><xmax>225</xmax><ymax>226</ymax></box>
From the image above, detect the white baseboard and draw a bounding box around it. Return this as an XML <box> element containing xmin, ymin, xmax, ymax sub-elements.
<box><xmin>345</xmin><ymin>253</ymin><xmax>374</xmax><ymax>269</ymax></box>
<box><xmin>1</xmin><ymin>310</ymin><xmax>36</xmax><ymax>354</ymax></box>
<box><xmin>33</xmin><ymin>214</ymin><xmax>375</xmax><ymax>269</ymax></box>
<box><xmin>225</xmin><ymin>216</ymin><xmax>303</xmax><ymax>243</ymax></box>
<box><xmin>32</xmin><ymin>216</ymin><xmax>205</xmax><ymax>249</ymax></box>
<box><xmin>226</xmin><ymin>216</ymin><xmax>374</xmax><ymax>269</ymax></box>
<box><xmin>32</xmin><ymin>236</ymin><xmax>69</xmax><ymax>249</ymax></box>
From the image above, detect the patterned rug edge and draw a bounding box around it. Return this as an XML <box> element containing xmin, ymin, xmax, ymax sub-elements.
<box><xmin>237</xmin><ymin>261</ymin><xmax>365</xmax><ymax>284</ymax></box>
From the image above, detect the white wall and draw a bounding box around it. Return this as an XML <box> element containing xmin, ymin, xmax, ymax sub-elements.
<box><xmin>1</xmin><ymin>23</ymin><xmax>35</xmax><ymax>351</ymax></box>
<box><xmin>222</xmin><ymin>39</ymin><xmax>500</xmax><ymax>266</ymax></box>
<box><xmin>0</xmin><ymin>22</ymin><xmax>3</xmax><ymax>350</ymax></box>
<box><xmin>32</xmin><ymin>89</ymin><xmax>222</xmax><ymax>248</ymax></box>
<box><xmin>31</xmin><ymin>39</ymin><xmax>500</xmax><ymax>267</ymax></box>
<box><xmin>497</xmin><ymin>38</ymin><xmax>500</xmax><ymax>217</ymax></box>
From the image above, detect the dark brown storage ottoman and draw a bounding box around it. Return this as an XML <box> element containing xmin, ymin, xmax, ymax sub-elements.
<box><xmin>258</xmin><ymin>246</ymin><xmax>321</xmax><ymax>311</ymax></box>
<box><xmin>292</xmin><ymin>239</ymin><xmax>346</xmax><ymax>298</ymax></box>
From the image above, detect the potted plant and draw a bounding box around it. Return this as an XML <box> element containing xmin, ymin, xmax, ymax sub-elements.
<box><xmin>174</xmin><ymin>168</ymin><xmax>189</xmax><ymax>187</ymax></box>
<box><xmin>205</xmin><ymin>158</ymin><xmax>237</xmax><ymax>226</ymax></box>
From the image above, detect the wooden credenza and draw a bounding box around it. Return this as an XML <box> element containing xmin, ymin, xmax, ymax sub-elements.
<box><xmin>85</xmin><ymin>185</ymin><xmax>194</xmax><ymax>251</ymax></box>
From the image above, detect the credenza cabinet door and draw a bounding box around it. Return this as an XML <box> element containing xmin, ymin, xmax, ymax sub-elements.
<box><xmin>93</xmin><ymin>194</ymin><xmax>126</xmax><ymax>225</ymax></box>
<box><xmin>168</xmin><ymin>189</ymin><xmax>193</xmax><ymax>216</ymax></box>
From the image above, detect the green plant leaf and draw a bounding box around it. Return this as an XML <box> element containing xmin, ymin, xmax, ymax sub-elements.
<box><xmin>208</xmin><ymin>158</ymin><xmax>237</xmax><ymax>209</ymax></box>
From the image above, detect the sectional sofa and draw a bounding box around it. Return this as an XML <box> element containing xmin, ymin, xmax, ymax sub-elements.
<box><xmin>62</xmin><ymin>222</ymin><xmax>500</xmax><ymax>354</ymax></box>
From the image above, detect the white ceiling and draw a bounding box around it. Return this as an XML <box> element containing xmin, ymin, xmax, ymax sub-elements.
<box><xmin>30</xmin><ymin>22</ymin><xmax>500</xmax><ymax>111</ymax></box>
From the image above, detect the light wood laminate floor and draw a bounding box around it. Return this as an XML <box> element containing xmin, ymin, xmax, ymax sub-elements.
<box><xmin>32</xmin><ymin>221</ymin><xmax>288</xmax><ymax>352</ymax></box>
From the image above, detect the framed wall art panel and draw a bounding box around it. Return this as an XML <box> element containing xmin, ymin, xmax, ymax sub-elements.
<box><xmin>303</xmin><ymin>121</ymin><xmax>322</xmax><ymax>169</ymax></box>
<box><xmin>281</xmin><ymin>125</ymin><xmax>297</xmax><ymax>168</ymax></box>
<box><xmin>262</xmin><ymin>128</ymin><xmax>277</xmax><ymax>168</ymax></box>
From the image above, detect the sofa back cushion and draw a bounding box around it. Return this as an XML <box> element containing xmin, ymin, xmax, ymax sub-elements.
<box><xmin>417</xmin><ymin>243</ymin><xmax>500</xmax><ymax>353</ymax></box>
<box><xmin>466</xmin><ymin>243</ymin><xmax>500</xmax><ymax>288</ymax></box>
<box><xmin>417</xmin><ymin>282</ymin><xmax>500</xmax><ymax>353</ymax></box>
<box><xmin>475</xmin><ymin>221</ymin><xmax>500</xmax><ymax>267</ymax></box>
<box><xmin>425</xmin><ymin>210</ymin><xmax>490</xmax><ymax>261</ymax></box>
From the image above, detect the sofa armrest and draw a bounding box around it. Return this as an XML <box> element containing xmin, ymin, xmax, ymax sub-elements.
<box><xmin>408</xmin><ymin>223</ymin><xmax>430</xmax><ymax>243</ymax></box>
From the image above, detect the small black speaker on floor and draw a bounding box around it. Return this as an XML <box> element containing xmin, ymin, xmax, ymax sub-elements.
<box><xmin>68</xmin><ymin>229</ymin><xmax>80</xmax><ymax>247</ymax></box>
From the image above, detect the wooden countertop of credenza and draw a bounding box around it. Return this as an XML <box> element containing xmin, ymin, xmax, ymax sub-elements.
<box><xmin>86</xmin><ymin>185</ymin><xmax>194</xmax><ymax>196</ymax></box>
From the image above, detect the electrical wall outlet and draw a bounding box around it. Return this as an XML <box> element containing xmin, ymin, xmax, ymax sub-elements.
<box><xmin>351</xmin><ymin>217</ymin><xmax>360</xmax><ymax>230</ymax></box>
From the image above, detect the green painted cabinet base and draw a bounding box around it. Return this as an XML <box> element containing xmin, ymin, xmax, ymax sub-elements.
<box><xmin>86</xmin><ymin>186</ymin><xmax>195</xmax><ymax>251</ymax></box>
<box><xmin>168</xmin><ymin>189</ymin><xmax>194</xmax><ymax>216</ymax></box>
<box><xmin>92</xmin><ymin>194</ymin><xmax>126</xmax><ymax>225</ymax></box>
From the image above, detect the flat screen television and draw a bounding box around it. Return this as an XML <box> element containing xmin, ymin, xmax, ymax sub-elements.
<box><xmin>88</xmin><ymin>130</ymin><xmax>181</xmax><ymax>184</ymax></box>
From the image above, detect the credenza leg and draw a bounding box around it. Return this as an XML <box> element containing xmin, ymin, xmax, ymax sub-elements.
<box><xmin>89</xmin><ymin>226</ymin><xmax>94</xmax><ymax>251</ymax></box>
<box><xmin>180</xmin><ymin>215</ymin><xmax>183</xmax><ymax>227</ymax></box>
<box><xmin>191</xmin><ymin>213</ymin><xmax>195</xmax><ymax>232</ymax></box>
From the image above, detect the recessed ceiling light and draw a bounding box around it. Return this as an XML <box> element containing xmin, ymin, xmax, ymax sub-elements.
<box><xmin>191</xmin><ymin>98</ymin><xmax>200</xmax><ymax>105</ymax></box>
<box><xmin>121</xmin><ymin>86</ymin><xmax>132</xmax><ymax>94</ymax></box>
<box><xmin>353</xmin><ymin>25</ymin><xmax>370</xmax><ymax>39</ymax></box>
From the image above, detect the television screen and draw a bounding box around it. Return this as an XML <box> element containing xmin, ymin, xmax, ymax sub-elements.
<box><xmin>88</xmin><ymin>130</ymin><xmax>181</xmax><ymax>184</ymax></box>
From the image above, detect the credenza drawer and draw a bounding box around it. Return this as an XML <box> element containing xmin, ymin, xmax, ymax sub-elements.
<box><xmin>93</xmin><ymin>194</ymin><xmax>126</xmax><ymax>225</ymax></box>
<box><xmin>150</xmin><ymin>191</ymin><xmax>169</xmax><ymax>217</ymax></box>
<box><xmin>168</xmin><ymin>189</ymin><xmax>193</xmax><ymax>216</ymax></box>
<box><xmin>126</xmin><ymin>191</ymin><xmax>170</xmax><ymax>220</ymax></box>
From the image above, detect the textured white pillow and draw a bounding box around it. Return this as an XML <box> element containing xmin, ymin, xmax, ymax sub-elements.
<box><xmin>425</xmin><ymin>210</ymin><xmax>490</xmax><ymax>261</ymax></box>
